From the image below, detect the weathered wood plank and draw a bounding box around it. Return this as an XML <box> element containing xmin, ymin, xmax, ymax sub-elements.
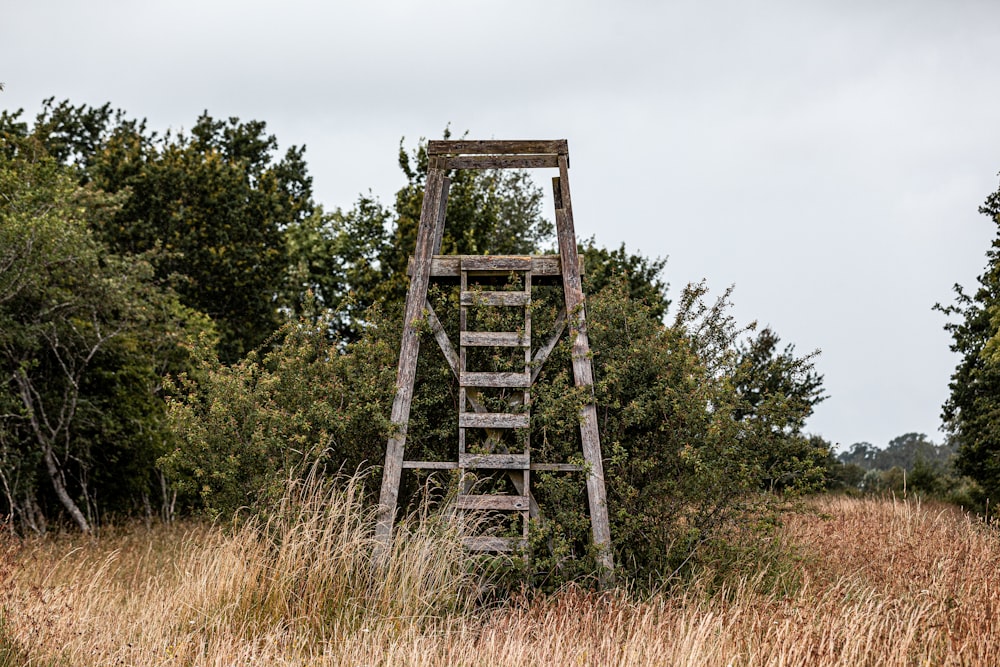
<box><xmin>461</xmin><ymin>255</ymin><xmax>532</xmax><ymax>271</ymax></box>
<box><xmin>431</xmin><ymin>177</ymin><xmax>450</xmax><ymax>254</ymax></box>
<box><xmin>459</xmin><ymin>412</ymin><xmax>529</xmax><ymax>429</ymax></box>
<box><xmin>376</xmin><ymin>168</ymin><xmax>448</xmax><ymax>547</ymax></box>
<box><xmin>427</xmin><ymin>140</ymin><xmax>567</xmax><ymax>156</ymax></box>
<box><xmin>400</xmin><ymin>460</ymin><xmax>581</xmax><ymax>473</ymax></box>
<box><xmin>406</xmin><ymin>254</ymin><xmax>583</xmax><ymax>277</ymax></box>
<box><xmin>401</xmin><ymin>460</ymin><xmax>459</xmax><ymax>469</ymax></box>
<box><xmin>554</xmin><ymin>158</ymin><xmax>614</xmax><ymax>579</ymax></box>
<box><xmin>424</xmin><ymin>300</ymin><xmax>459</xmax><ymax>376</ymax></box>
<box><xmin>455</xmin><ymin>495</ymin><xmax>530</xmax><ymax>511</ymax></box>
<box><xmin>460</xmin><ymin>371</ymin><xmax>530</xmax><ymax>388</ymax></box>
<box><xmin>462</xmin><ymin>536</ymin><xmax>525</xmax><ymax>552</ymax></box>
<box><xmin>460</xmin><ymin>291</ymin><xmax>530</xmax><ymax>307</ymax></box>
<box><xmin>443</xmin><ymin>155</ymin><xmax>559</xmax><ymax>170</ymax></box>
<box><xmin>530</xmin><ymin>307</ymin><xmax>567</xmax><ymax>383</ymax></box>
<box><xmin>459</xmin><ymin>453</ymin><xmax>530</xmax><ymax>469</ymax></box>
<box><xmin>460</xmin><ymin>331</ymin><xmax>526</xmax><ymax>347</ymax></box>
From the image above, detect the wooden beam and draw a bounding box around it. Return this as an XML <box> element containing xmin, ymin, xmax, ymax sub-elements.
<box><xmin>455</xmin><ymin>495</ymin><xmax>530</xmax><ymax>511</ymax></box>
<box><xmin>442</xmin><ymin>155</ymin><xmax>559</xmax><ymax>170</ymax></box>
<box><xmin>459</xmin><ymin>412</ymin><xmax>529</xmax><ymax>429</ymax></box>
<box><xmin>530</xmin><ymin>307</ymin><xmax>567</xmax><ymax>384</ymax></box>
<box><xmin>427</xmin><ymin>140</ymin><xmax>568</xmax><ymax>156</ymax></box>
<box><xmin>376</xmin><ymin>168</ymin><xmax>448</xmax><ymax>547</ymax></box>
<box><xmin>460</xmin><ymin>331</ymin><xmax>526</xmax><ymax>347</ymax></box>
<box><xmin>407</xmin><ymin>254</ymin><xmax>583</xmax><ymax>278</ymax></box>
<box><xmin>460</xmin><ymin>371</ymin><xmax>530</xmax><ymax>388</ymax></box>
<box><xmin>553</xmin><ymin>158</ymin><xmax>614</xmax><ymax>579</ymax></box>
<box><xmin>401</xmin><ymin>461</ymin><xmax>460</xmax><ymax>470</ymax></box>
<box><xmin>460</xmin><ymin>291</ymin><xmax>530</xmax><ymax>307</ymax></box>
<box><xmin>424</xmin><ymin>300</ymin><xmax>459</xmax><ymax>376</ymax></box>
<box><xmin>461</xmin><ymin>255</ymin><xmax>532</xmax><ymax>272</ymax></box>
<box><xmin>431</xmin><ymin>177</ymin><xmax>450</xmax><ymax>254</ymax></box>
<box><xmin>459</xmin><ymin>453</ymin><xmax>530</xmax><ymax>469</ymax></box>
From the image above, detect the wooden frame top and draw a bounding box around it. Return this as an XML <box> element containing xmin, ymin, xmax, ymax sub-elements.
<box><xmin>426</xmin><ymin>140</ymin><xmax>568</xmax><ymax>156</ymax></box>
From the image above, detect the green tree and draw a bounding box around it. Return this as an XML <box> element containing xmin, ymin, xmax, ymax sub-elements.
<box><xmin>938</xmin><ymin>177</ymin><xmax>1000</xmax><ymax>508</ymax></box>
<box><xmin>0</xmin><ymin>136</ymin><xmax>208</xmax><ymax>533</ymax></box>
<box><xmin>161</xmin><ymin>306</ymin><xmax>397</xmax><ymax>518</ymax></box>
<box><xmin>525</xmin><ymin>278</ymin><xmax>828</xmax><ymax>583</ymax></box>
<box><xmin>285</xmin><ymin>133</ymin><xmax>556</xmax><ymax>340</ymax></box>
<box><xmin>287</xmin><ymin>133</ymin><xmax>670</xmax><ymax>340</ymax></box>
<box><xmin>2</xmin><ymin>100</ymin><xmax>314</xmax><ymax>363</ymax></box>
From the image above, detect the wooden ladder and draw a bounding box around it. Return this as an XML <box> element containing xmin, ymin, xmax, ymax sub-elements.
<box><xmin>375</xmin><ymin>140</ymin><xmax>613</xmax><ymax>576</ymax></box>
<box><xmin>457</xmin><ymin>256</ymin><xmax>532</xmax><ymax>551</ymax></box>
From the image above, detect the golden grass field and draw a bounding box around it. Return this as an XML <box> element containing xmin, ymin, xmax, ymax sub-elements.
<box><xmin>1</xmin><ymin>485</ymin><xmax>998</xmax><ymax>666</ymax></box>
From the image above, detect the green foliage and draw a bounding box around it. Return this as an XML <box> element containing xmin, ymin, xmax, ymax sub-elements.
<box><xmin>580</xmin><ymin>237</ymin><xmax>669</xmax><ymax>320</ymax></box>
<box><xmin>0</xmin><ymin>134</ymin><xmax>208</xmax><ymax>533</ymax></box>
<box><xmin>831</xmin><ymin>433</ymin><xmax>968</xmax><ymax>501</ymax></box>
<box><xmin>838</xmin><ymin>433</ymin><xmax>955</xmax><ymax>474</ymax></box>
<box><xmin>161</xmin><ymin>307</ymin><xmax>397</xmax><ymax>519</ymax></box>
<box><xmin>524</xmin><ymin>277</ymin><xmax>828</xmax><ymax>585</ymax></box>
<box><xmin>4</xmin><ymin>100</ymin><xmax>314</xmax><ymax>363</ymax></box>
<box><xmin>1</xmin><ymin>101</ymin><xmax>832</xmax><ymax>594</ymax></box>
<box><xmin>938</xmin><ymin>176</ymin><xmax>1000</xmax><ymax>513</ymax></box>
<box><xmin>288</xmin><ymin>132</ymin><xmax>557</xmax><ymax>340</ymax></box>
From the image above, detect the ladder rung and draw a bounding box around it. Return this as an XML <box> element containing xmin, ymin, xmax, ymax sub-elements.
<box><xmin>459</xmin><ymin>412</ymin><xmax>528</xmax><ymax>429</ymax></box>
<box><xmin>460</xmin><ymin>453</ymin><xmax>530</xmax><ymax>469</ymax></box>
<box><xmin>461</xmin><ymin>256</ymin><xmax>532</xmax><ymax>272</ymax></box>
<box><xmin>460</xmin><ymin>291</ymin><xmax>529</xmax><ymax>307</ymax></box>
<box><xmin>462</xmin><ymin>536</ymin><xmax>526</xmax><ymax>552</ymax></box>
<box><xmin>460</xmin><ymin>371</ymin><xmax>530</xmax><ymax>388</ymax></box>
<box><xmin>455</xmin><ymin>495</ymin><xmax>529</xmax><ymax>511</ymax></box>
<box><xmin>460</xmin><ymin>331</ymin><xmax>526</xmax><ymax>347</ymax></box>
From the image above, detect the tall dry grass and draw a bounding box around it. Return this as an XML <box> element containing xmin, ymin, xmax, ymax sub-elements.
<box><xmin>1</xmin><ymin>491</ymin><xmax>999</xmax><ymax>665</ymax></box>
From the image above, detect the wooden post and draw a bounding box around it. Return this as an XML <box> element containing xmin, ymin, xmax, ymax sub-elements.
<box><xmin>375</xmin><ymin>167</ymin><xmax>449</xmax><ymax>547</ymax></box>
<box><xmin>553</xmin><ymin>158</ymin><xmax>614</xmax><ymax>579</ymax></box>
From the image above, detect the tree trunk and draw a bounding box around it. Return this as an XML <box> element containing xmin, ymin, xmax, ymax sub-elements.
<box><xmin>42</xmin><ymin>443</ymin><xmax>91</xmax><ymax>534</ymax></box>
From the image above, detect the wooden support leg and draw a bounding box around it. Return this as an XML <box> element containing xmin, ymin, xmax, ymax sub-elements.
<box><xmin>375</xmin><ymin>168</ymin><xmax>449</xmax><ymax>548</ymax></box>
<box><xmin>553</xmin><ymin>160</ymin><xmax>614</xmax><ymax>582</ymax></box>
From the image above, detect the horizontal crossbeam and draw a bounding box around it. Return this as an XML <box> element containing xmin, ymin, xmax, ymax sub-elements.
<box><xmin>401</xmin><ymin>460</ymin><xmax>582</xmax><ymax>472</ymax></box>
<box><xmin>460</xmin><ymin>291</ymin><xmax>530</xmax><ymax>307</ymax></box>
<box><xmin>459</xmin><ymin>412</ymin><xmax>529</xmax><ymax>429</ymax></box>
<box><xmin>461</xmin><ymin>256</ymin><xmax>533</xmax><ymax>272</ymax></box>
<box><xmin>460</xmin><ymin>331</ymin><xmax>526</xmax><ymax>347</ymax></box>
<box><xmin>427</xmin><ymin>140</ymin><xmax>568</xmax><ymax>156</ymax></box>
<box><xmin>407</xmin><ymin>255</ymin><xmax>583</xmax><ymax>278</ymax></box>
<box><xmin>435</xmin><ymin>155</ymin><xmax>559</xmax><ymax>170</ymax></box>
<box><xmin>459</xmin><ymin>453</ymin><xmax>530</xmax><ymax>469</ymax></box>
<box><xmin>460</xmin><ymin>371</ymin><xmax>530</xmax><ymax>388</ymax></box>
<box><xmin>455</xmin><ymin>495</ymin><xmax>529</xmax><ymax>511</ymax></box>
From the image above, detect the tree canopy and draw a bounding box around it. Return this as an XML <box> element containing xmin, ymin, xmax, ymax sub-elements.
<box><xmin>1</xmin><ymin>99</ymin><xmax>835</xmax><ymax>586</ymax></box>
<box><xmin>2</xmin><ymin>100</ymin><xmax>314</xmax><ymax>362</ymax></box>
<box><xmin>939</xmin><ymin>176</ymin><xmax>1000</xmax><ymax>509</ymax></box>
<box><xmin>0</xmin><ymin>132</ymin><xmax>208</xmax><ymax>533</ymax></box>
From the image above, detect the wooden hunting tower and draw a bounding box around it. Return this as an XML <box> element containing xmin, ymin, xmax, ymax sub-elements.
<box><xmin>376</xmin><ymin>140</ymin><xmax>612</xmax><ymax>573</ymax></box>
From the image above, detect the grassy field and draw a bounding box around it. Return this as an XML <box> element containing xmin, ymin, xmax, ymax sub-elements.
<box><xmin>1</xmin><ymin>489</ymin><xmax>998</xmax><ymax>666</ymax></box>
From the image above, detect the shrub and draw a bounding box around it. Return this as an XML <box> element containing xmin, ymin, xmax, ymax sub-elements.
<box><xmin>160</xmin><ymin>307</ymin><xmax>397</xmax><ymax>519</ymax></box>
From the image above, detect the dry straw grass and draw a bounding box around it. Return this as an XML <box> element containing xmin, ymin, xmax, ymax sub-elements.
<box><xmin>1</xmin><ymin>491</ymin><xmax>999</xmax><ymax>665</ymax></box>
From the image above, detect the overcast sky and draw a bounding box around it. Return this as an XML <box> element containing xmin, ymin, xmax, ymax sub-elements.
<box><xmin>4</xmin><ymin>0</ymin><xmax>999</xmax><ymax>450</ymax></box>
